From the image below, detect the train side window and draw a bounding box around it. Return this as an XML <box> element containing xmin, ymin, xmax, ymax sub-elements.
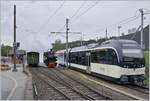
<box><xmin>107</xmin><ymin>49</ymin><xmax>118</xmax><ymax>65</ymax></box>
<box><xmin>77</xmin><ymin>52</ymin><xmax>82</xmax><ymax>65</ymax></box>
<box><xmin>64</xmin><ymin>53</ymin><xmax>66</xmax><ymax>62</ymax></box>
<box><xmin>91</xmin><ymin>51</ymin><xmax>98</xmax><ymax>63</ymax></box>
<box><xmin>78</xmin><ymin>52</ymin><xmax>81</xmax><ymax>65</ymax></box>
<box><xmin>69</xmin><ymin>53</ymin><xmax>71</xmax><ymax>63</ymax></box>
<box><xmin>82</xmin><ymin>52</ymin><xmax>86</xmax><ymax>65</ymax></box>
<box><xmin>70</xmin><ymin>52</ymin><xmax>75</xmax><ymax>63</ymax></box>
<box><xmin>80</xmin><ymin>52</ymin><xmax>86</xmax><ymax>65</ymax></box>
<box><xmin>98</xmin><ymin>50</ymin><xmax>107</xmax><ymax>64</ymax></box>
<box><xmin>75</xmin><ymin>52</ymin><xmax>78</xmax><ymax>64</ymax></box>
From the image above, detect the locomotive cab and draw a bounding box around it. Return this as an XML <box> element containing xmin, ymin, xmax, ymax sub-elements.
<box><xmin>119</xmin><ymin>41</ymin><xmax>145</xmax><ymax>85</ymax></box>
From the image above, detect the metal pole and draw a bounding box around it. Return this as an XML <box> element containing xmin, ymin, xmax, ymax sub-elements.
<box><xmin>13</xmin><ymin>5</ymin><xmax>17</xmax><ymax>72</ymax></box>
<box><xmin>66</xmin><ymin>18</ymin><xmax>69</xmax><ymax>68</ymax></box>
<box><xmin>118</xmin><ymin>26</ymin><xmax>121</xmax><ymax>38</ymax></box>
<box><xmin>139</xmin><ymin>9</ymin><xmax>144</xmax><ymax>49</ymax></box>
<box><xmin>7</xmin><ymin>47</ymin><xmax>8</xmax><ymax>57</ymax></box>
<box><xmin>106</xmin><ymin>28</ymin><xmax>108</xmax><ymax>40</ymax></box>
<box><xmin>81</xmin><ymin>33</ymin><xmax>83</xmax><ymax>46</ymax></box>
<box><xmin>96</xmin><ymin>37</ymin><xmax>98</xmax><ymax>42</ymax></box>
<box><xmin>22</xmin><ymin>54</ymin><xmax>25</xmax><ymax>72</ymax></box>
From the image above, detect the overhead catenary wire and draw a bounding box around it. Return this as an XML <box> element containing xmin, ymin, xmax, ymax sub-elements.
<box><xmin>88</xmin><ymin>16</ymin><xmax>141</xmax><ymax>41</ymax></box>
<box><xmin>58</xmin><ymin>1</ymin><xmax>87</xmax><ymax>32</ymax></box>
<box><xmin>58</xmin><ymin>1</ymin><xmax>99</xmax><ymax>32</ymax></box>
<box><xmin>143</xmin><ymin>8</ymin><xmax>150</xmax><ymax>13</ymax></box>
<box><xmin>130</xmin><ymin>25</ymin><xmax>141</xmax><ymax>40</ymax></box>
<box><xmin>55</xmin><ymin>1</ymin><xmax>99</xmax><ymax>43</ymax></box>
<box><xmin>58</xmin><ymin>4</ymin><xmax>142</xmax><ymax>42</ymax></box>
<box><xmin>93</xmin><ymin>15</ymin><xmax>140</xmax><ymax>34</ymax></box>
<box><xmin>120</xmin><ymin>16</ymin><xmax>140</xmax><ymax>26</ymax></box>
<box><xmin>35</xmin><ymin>1</ymin><xmax>65</xmax><ymax>34</ymax></box>
<box><xmin>70</xmin><ymin>1</ymin><xmax>99</xmax><ymax>25</ymax></box>
<box><xmin>80</xmin><ymin>8</ymin><xmax>148</xmax><ymax>35</ymax></box>
<box><xmin>83</xmin><ymin>15</ymin><xmax>141</xmax><ymax>41</ymax></box>
<box><xmin>70</xmin><ymin>1</ymin><xmax>87</xmax><ymax>19</ymax></box>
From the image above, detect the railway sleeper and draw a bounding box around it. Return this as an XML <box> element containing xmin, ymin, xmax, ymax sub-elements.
<box><xmin>47</xmin><ymin>89</ymin><xmax>55</xmax><ymax>93</ymax></box>
<box><xmin>58</xmin><ymin>88</ymin><xmax>76</xmax><ymax>93</ymax></box>
<box><xmin>34</xmin><ymin>68</ymin><xmax>109</xmax><ymax>100</ymax></box>
<box><xmin>63</xmin><ymin>90</ymin><xmax>77</xmax><ymax>94</ymax></box>
<box><xmin>69</xmin><ymin>96</ymin><xmax>86</xmax><ymax>99</ymax></box>
<box><xmin>56</xmin><ymin>86</ymin><xmax>68</xmax><ymax>89</ymax></box>
<box><xmin>58</xmin><ymin>96</ymin><xmax>69</xmax><ymax>99</ymax></box>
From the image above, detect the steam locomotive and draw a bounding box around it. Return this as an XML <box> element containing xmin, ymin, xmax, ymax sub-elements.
<box><xmin>43</xmin><ymin>49</ymin><xmax>57</xmax><ymax>68</ymax></box>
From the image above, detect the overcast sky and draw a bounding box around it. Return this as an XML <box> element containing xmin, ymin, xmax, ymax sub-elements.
<box><xmin>1</xmin><ymin>0</ymin><xmax>150</xmax><ymax>54</ymax></box>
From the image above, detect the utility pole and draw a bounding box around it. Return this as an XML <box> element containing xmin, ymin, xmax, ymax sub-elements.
<box><xmin>13</xmin><ymin>5</ymin><xmax>17</xmax><ymax>72</ymax></box>
<box><xmin>51</xmin><ymin>19</ymin><xmax>81</xmax><ymax>68</ymax></box>
<box><xmin>66</xmin><ymin>18</ymin><xmax>69</xmax><ymax>68</ymax></box>
<box><xmin>117</xmin><ymin>26</ymin><xmax>122</xmax><ymax>38</ymax></box>
<box><xmin>80</xmin><ymin>33</ymin><xmax>83</xmax><ymax>46</ymax></box>
<box><xmin>139</xmin><ymin>8</ymin><xmax>144</xmax><ymax>49</ymax></box>
<box><xmin>96</xmin><ymin>37</ymin><xmax>98</xmax><ymax>42</ymax></box>
<box><xmin>105</xmin><ymin>28</ymin><xmax>108</xmax><ymax>40</ymax></box>
<box><xmin>7</xmin><ymin>47</ymin><xmax>8</xmax><ymax>57</ymax></box>
<box><xmin>22</xmin><ymin>52</ymin><xmax>25</xmax><ymax>72</ymax></box>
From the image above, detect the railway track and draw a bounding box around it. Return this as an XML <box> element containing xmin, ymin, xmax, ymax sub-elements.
<box><xmin>31</xmin><ymin>69</ymin><xmax>72</xmax><ymax>100</ymax></box>
<box><xmin>41</xmin><ymin>67</ymin><xmax>112</xmax><ymax>100</ymax></box>
<box><xmin>62</xmin><ymin>67</ymin><xmax>149</xmax><ymax>100</ymax></box>
<box><xmin>124</xmin><ymin>85</ymin><xmax>149</xmax><ymax>94</ymax></box>
<box><xmin>30</xmin><ymin>67</ymin><xmax>111</xmax><ymax>100</ymax></box>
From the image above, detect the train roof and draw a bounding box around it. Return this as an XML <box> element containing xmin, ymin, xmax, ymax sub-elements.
<box><xmin>101</xmin><ymin>39</ymin><xmax>137</xmax><ymax>45</ymax></box>
<box><xmin>27</xmin><ymin>52</ymin><xmax>39</xmax><ymax>55</ymax></box>
<box><xmin>56</xmin><ymin>48</ymin><xmax>71</xmax><ymax>53</ymax></box>
<box><xmin>56</xmin><ymin>39</ymin><xmax>140</xmax><ymax>53</ymax></box>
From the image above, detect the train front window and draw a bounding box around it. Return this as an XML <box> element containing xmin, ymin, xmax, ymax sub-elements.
<box><xmin>122</xmin><ymin>49</ymin><xmax>143</xmax><ymax>58</ymax></box>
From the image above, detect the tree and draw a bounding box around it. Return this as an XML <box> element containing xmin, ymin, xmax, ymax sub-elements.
<box><xmin>55</xmin><ymin>39</ymin><xmax>61</xmax><ymax>44</ymax></box>
<box><xmin>52</xmin><ymin>39</ymin><xmax>65</xmax><ymax>52</ymax></box>
<box><xmin>1</xmin><ymin>44</ymin><xmax>13</xmax><ymax>56</ymax></box>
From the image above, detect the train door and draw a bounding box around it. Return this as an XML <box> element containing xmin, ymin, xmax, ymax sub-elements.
<box><xmin>86</xmin><ymin>52</ymin><xmax>91</xmax><ymax>73</ymax></box>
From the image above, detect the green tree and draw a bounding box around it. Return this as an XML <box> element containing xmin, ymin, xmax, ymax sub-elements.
<box><xmin>1</xmin><ymin>44</ymin><xmax>13</xmax><ymax>56</ymax></box>
<box><xmin>52</xmin><ymin>39</ymin><xmax>65</xmax><ymax>52</ymax></box>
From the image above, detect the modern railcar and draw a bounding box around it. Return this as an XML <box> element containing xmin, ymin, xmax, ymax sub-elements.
<box><xmin>27</xmin><ymin>52</ymin><xmax>39</xmax><ymax>67</ymax></box>
<box><xmin>56</xmin><ymin>39</ymin><xmax>145</xmax><ymax>85</ymax></box>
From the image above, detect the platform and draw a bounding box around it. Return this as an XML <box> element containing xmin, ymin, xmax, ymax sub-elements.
<box><xmin>0</xmin><ymin>64</ymin><xmax>31</xmax><ymax>100</ymax></box>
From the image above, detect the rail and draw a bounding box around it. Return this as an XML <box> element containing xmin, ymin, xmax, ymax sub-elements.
<box><xmin>41</xmin><ymin>67</ymin><xmax>111</xmax><ymax>100</ymax></box>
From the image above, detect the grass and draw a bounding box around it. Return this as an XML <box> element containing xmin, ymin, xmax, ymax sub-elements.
<box><xmin>144</xmin><ymin>50</ymin><xmax>149</xmax><ymax>87</ymax></box>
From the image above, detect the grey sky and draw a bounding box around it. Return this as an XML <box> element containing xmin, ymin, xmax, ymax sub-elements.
<box><xmin>1</xmin><ymin>0</ymin><xmax>150</xmax><ymax>54</ymax></box>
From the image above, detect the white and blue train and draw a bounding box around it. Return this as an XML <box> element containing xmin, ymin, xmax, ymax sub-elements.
<box><xmin>56</xmin><ymin>39</ymin><xmax>145</xmax><ymax>85</ymax></box>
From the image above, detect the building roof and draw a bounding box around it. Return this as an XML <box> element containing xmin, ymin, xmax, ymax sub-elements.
<box><xmin>9</xmin><ymin>50</ymin><xmax>26</xmax><ymax>55</ymax></box>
